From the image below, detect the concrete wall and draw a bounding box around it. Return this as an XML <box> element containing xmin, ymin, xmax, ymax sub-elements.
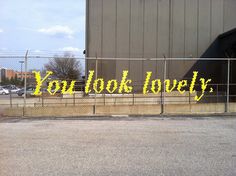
<box><xmin>3</xmin><ymin>103</ymin><xmax>236</xmax><ymax>117</ymax></box>
<box><xmin>3</xmin><ymin>106</ymin><xmax>94</xmax><ymax>117</ymax></box>
<box><xmin>86</xmin><ymin>0</ymin><xmax>236</xmax><ymax>86</ymax></box>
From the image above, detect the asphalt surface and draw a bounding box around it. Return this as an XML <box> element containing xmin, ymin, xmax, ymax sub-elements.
<box><xmin>0</xmin><ymin>117</ymin><xmax>236</xmax><ymax>176</ymax></box>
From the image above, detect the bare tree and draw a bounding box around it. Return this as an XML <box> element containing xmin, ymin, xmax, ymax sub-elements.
<box><xmin>45</xmin><ymin>53</ymin><xmax>82</xmax><ymax>80</ymax></box>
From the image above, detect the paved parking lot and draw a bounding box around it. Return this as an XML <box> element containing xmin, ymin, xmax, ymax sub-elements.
<box><xmin>0</xmin><ymin>117</ymin><xmax>236</xmax><ymax>176</ymax></box>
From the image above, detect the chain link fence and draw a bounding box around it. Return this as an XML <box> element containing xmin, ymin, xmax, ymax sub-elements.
<box><xmin>0</xmin><ymin>51</ymin><xmax>236</xmax><ymax>114</ymax></box>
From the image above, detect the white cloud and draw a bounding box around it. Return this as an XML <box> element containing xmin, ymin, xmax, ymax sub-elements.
<box><xmin>34</xmin><ymin>49</ymin><xmax>41</xmax><ymax>53</ymax></box>
<box><xmin>0</xmin><ymin>28</ymin><xmax>3</xmax><ymax>33</ymax></box>
<box><xmin>38</xmin><ymin>25</ymin><xmax>74</xmax><ymax>39</ymax></box>
<box><xmin>60</xmin><ymin>47</ymin><xmax>83</xmax><ymax>53</ymax></box>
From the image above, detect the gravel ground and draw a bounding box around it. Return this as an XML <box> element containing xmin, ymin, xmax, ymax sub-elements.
<box><xmin>0</xmin><ymin>117</ymin><xmax>236</xmax><ymax>176</ymax></box>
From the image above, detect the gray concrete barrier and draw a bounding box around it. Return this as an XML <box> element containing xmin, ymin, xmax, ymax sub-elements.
<box><xmin>2</xmin><ymin>103</ymin><xmax>236</xmax><ymax>117</ymax></box>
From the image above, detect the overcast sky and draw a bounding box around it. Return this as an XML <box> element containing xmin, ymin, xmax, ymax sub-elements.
<box><xmin>0</xmin><ymin>0</ymin><xmax>85</xmax><ymax>71</ymax></box>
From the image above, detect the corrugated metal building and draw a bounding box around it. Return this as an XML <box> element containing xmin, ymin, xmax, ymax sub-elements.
<box><xmin>85</xmin><ymin>0</ymin><xmax>236</xmax><ymax>88</ymax></box>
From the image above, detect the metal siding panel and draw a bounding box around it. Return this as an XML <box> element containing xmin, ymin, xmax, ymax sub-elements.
<box><xmin>169</xmin><ymin>0</ymin><xmax>185</xmax><ymax>79</ymax></box>
<box><xmin>224</xmin><ymin>0</ymin><xmax>236</xmax><ymax>32</ymax></box>
<box><xmin>87</xmin><ymin>59</ymin><xmax>103</xmax><ymax>79</ymax></box>
<box><xmin>102</xmin><ymin>0</ymin><xmax>116</xmax><ymax>57</ymax></box>
<box><xmin>101</xmin><ymin>0</ymin><xmax>116</xmax><ymax>80</ymax></box>
<box><xmin>116</xmin><ymin>60</ymin><xmax>130</xmax><ymax>81</ymax></box>
<box><xmin>183</xmin><ymin>0</ymin><xmax>198</xmax><ymax>76</ymax></box>
<box><xmin>116</xmin><ymin>0</ymin><xmax>130</xmax><ymax>80</ymax></box>
<box><xmin>100</xmin><ymin>59</ymin><xmax>116</xmax><ymax>80</ymax></box>
<box><xmin>143</xmin><ymin>0</ymin><xmax>158</xmax><ymax>58</ymax></box>
<box><xmin>130</xmin><ymin>0</ymin><xmax>144</xmax><ymax>90</ymax></box>
<box><xmin>156</xmin><ymin>0</ymin><xmax>170</xmax><ymax>80</ymax></box>
<box><xmin>116</xmin><ymin>0</ymin><xmax>130</xmax><ymax>58</ymax></box>
<box><xmin>171</xmin><ymin>0</ymin><xmax>185</xmax><ymax>58</ymax></box>
<box><xmin>85</xmin><ymin>0</ymin><xmax>89</xmax><ymax>58</ymax></box>
<box><xmin>88</xmin><ymin>0</ymin><xmax>103</xmax><ymax>57</ymax></box>
<box><xmin>211</xmin><ymin>0</ymin><xmax>224</xmax><ymax>41</ymax></box>
<box><xmin>198</xmin><ymin>0</ymin><xmax>211</xmax><ymax>57</ymax></box>
<box><xmin>157</xmin><ymin>0</ymin><xmax>170</xmax><ymax>58</ymax></box>
<box><xmin>144</xmin><ymin>60</ymin><xmax>164</xmax><ymax>79</ymax></box>
<box><xmin>143</xmin><ymin>0</ymin><xmax>158</xmax><ymax>80</ymax></box>
<box><xmin>130</xmin><ymin>60</ymin><xmax>143</xmax><ymax>91</ymax></box>
<box><xmin>185</xmin><ymin>0</ymin><xmax>198</xmax><ymax>58</ymax></box>
<box><xmin>156</xmin><ymin>60</ymin><xmax>164</xmax><ymax>78</ymax></box>
<box><xmin>130</xmin><ymin>0</ymin><xmax>144</xmax><ymax>58</ymax></box>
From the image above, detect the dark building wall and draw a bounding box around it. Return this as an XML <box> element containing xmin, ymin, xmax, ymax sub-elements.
<box><xmin>86</xmin><ymin>0</ymin><xmax>236</xmax><ymax>89</ymax></box>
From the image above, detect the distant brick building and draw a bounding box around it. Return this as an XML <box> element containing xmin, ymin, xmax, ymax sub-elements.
<box><xmin>0</xmin><ymin>67</ymin><xmax>34</xmax><ymax>83</ymax></box>
<box><xmin>5</xmin><ymin>69</ymin><xmax>16</xmax><ymax>79</ymax></box>
<box><xmin>16</xmin><ymin>72</ymin><xmax>34</xmax><ymax>79</ymax></box>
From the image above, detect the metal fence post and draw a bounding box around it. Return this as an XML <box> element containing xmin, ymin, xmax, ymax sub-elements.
<box><xmin>161</xmin><ymin>56</ymin><xmax>167</xmax><ymax>114</ymax></box>
<box><xmin>9</xmin><ymin>90</ymin><xmax>12</xmax><ymax>108</ymax></box>
<box><xmin>94</xmin><ymin>56</ymin><xmax>98</xmax><ymax>114</ymax></box>
<box><xmin>226</xmin><ymin>59</ymin><xmax>230</xmax><ymax>112</ymax></box>
<box><xmin>23</xmin><ymin>50</ymin><xmax>28</xmax><ymax>116</ymax></box>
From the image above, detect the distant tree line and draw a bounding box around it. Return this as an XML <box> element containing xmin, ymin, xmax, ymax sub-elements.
<box><xmin>0</xmin><ymin>75</ymin><xmax>24</xmax><ymax>87</ymax></box>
